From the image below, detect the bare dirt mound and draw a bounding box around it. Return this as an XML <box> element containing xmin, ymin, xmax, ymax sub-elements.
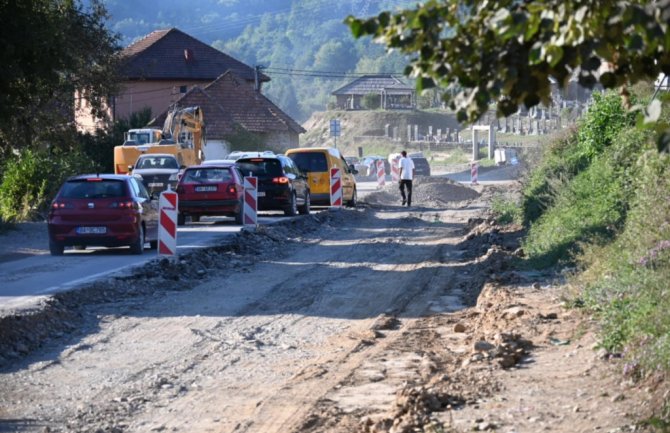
<box><xmin>363</xmin><ymin>177</ymin><xmax>480</xmax><ymax>208</ymax></box>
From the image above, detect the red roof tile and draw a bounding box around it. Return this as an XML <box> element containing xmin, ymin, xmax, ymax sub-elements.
<box><xmin>120</xmin><ymin>28</ymin><xmax>269</xmax><ymax>83</ymax></box>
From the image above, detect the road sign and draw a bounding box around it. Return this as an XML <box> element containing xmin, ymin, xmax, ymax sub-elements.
<box><xmin>330</xmin><ymin>119</ymin><xmax>341</xmax><ymax>137</ymax></box>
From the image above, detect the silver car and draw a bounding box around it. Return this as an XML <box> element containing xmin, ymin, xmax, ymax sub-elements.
<box><xmin>131</xmin><ymin>153</ymin><xmax>183</xmax><ymax>195</ymax></box>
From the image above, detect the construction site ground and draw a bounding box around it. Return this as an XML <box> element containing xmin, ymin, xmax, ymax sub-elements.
<box><xmin>0</xmin><ymin>174</ymin><xmax>660</xmax><ymax>433</ymax></box>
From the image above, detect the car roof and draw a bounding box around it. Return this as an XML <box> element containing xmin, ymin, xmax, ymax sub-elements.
<box><xmin>201</xmin><ymin>159</ymin><xmax>237</xmax><ymax>165</ymax></box>
<box><xmin>136</xmin><ymin>153</ymin><xmax>177</xmax><ymax>159</ymax></box>
<box><xmin>67</xmin><ymin>174</ymin><xmax>131</xmax><ymax>181</ymax></box>
<box><xmin>186</xmin><ymin>163</ymin><xmax>236</xmax><ymax>169</ymax></box>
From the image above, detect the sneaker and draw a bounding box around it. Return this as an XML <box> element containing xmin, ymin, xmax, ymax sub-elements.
<box><xmin>402</xmin><ymin>199</ymin><xmax>406</xmax><ymax>206</ymax></box>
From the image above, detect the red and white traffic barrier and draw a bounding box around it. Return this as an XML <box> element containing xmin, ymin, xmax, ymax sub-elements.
<box><xmin>471</xmin><ymin>161</ymin><xmax>479</xmax><ymax>185</ymax></box>
<box><xmin>390</xmin><ymin>156</ymin><xmax>400</xmax><ymax>182</ymax></box>
<box><xmin>330</xmin><ymin>167</ymin><xmax>342</xmax><ymax>207</ymax></box>
<box><xmin>158</xmin><ymin>188</ymin><xmax>178</xmax><ymax>255</ymax></box>
<box><xmin>376</xmin><ymin>159</ymin><xmax>386</xmax><ymax>188</ymax></box>
<box><xmin>243</xmin><ymin>176</ymin><xmax>258</xmax><ymax>226</ymax></box>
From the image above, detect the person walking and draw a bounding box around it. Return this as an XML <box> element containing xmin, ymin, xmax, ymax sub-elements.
<box><xmin>398</xmin><ymin>150</ymin><xmax>415</xmax><ymax>207</ymax></box>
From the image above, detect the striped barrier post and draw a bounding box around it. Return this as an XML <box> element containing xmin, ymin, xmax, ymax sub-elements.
<box><xmin>243</xmin><ymin>176</ymin><xmax>258</xmax><ymax>226</ymax></box>
<box><xmin>158</xmin><ymin>188</ymin><xmax>178</xmax><ymax>255</ymax></box>
<box><xmin>390</xmin><ymin>156</ymin><xmax>400</xmax><ymax>182</ymax></box>
<box><xmin>330</xmin><ymin>167</ymin><xmax>342</xmax><ymax>207</ymax></box>
<box><xmin>471</xmin><ymin>161</ymin><xmax>479</xmax><ymax>185</ymax></box>
<box><xmin>376</xmin><ymin>159</ymin><xmax>386</xmax><ymax>188</ymax></box>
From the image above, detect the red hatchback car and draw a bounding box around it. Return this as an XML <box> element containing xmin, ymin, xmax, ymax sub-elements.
<box><xmin>176</xmin><ymin>163</ymin><xmax>244</xmax><ymax>225</ymax></box>
<box><xmin>48</xmin><ymin>174</ymin><xmax>159</xmax><ymax>255</ymax></box>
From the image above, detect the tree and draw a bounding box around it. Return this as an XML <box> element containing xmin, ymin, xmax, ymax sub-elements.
<box><xmin>0</xmin><ymin>0</ymin><xmax>121</xmax><ymax>160</ymax></box>
<box><xmin>346</xmin><ymin>0</ymin><xmax>670</xmax><ymax>149</ymax></box>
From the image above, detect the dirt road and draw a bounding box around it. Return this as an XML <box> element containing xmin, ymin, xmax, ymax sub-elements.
<box><xmin>0</xmin><ymin>177</ymin><xmax>658</xmax><ymax>433</ymax></box>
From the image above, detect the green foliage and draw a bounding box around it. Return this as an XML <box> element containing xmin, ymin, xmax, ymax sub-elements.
<box><xmin>577</xmin><ymin>149</ymin><xmax>670</xmax><ymax>378</ymax></box>
<box><xmin>523</xmin><ymin>155</ymin><xmax>627</xmax><ymax>267</ymax></box>
<box><xmin>491</xmin><ymin>197</ymin><xmax>523</xmax><ymax>225</ymax></box>
<box><xmin>0</xmin><ymin>148</ymin><xmax>93</xmax><ymax>222</ymax></box>
<box><xmin>215</xmin><ymin>2</ymin><xmax>413</xmax><ymax>122</ymax></box>
<box><xmin>0</xmin><ymin>0</ymin><xmax>120</xmax><ymax>159</ymax></box>
<box><xmin>521</xmin><ymin>91</ymin><xmax>634</xmax><ymax>226</ymax></box>
<box><xmin>346</xmin><ymin>0</ymin><xmax>670</xmax><ymax>127</ymax></box>
<box><xmin>361</xmin><ymin>93</ymin><xmax>381</xmax><ymax>110</ymax></box>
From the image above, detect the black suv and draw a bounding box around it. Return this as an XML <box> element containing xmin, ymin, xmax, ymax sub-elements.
<box><xmin>409</xmin><ymin>153</ymin><xmax>431</xmax><ymax>177</ymax></box>
<box><xmin>235</xmin><ymin>155</ymin><xmax>311</xmax><ymax>216</ymax></box>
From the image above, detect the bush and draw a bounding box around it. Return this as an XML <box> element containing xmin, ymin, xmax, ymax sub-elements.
<box><xmin>362</xmin><ymin>93</ymin><xmax>381</xmax><ymax>110</ymax></box>
<box><xmin>0</xmin><ymin>148</ymin><xmax>93</xmax><ymax>222</ymax></box>
<box><xmin>491</xmin><ymin>196</ymin><xmax>522</xmax><ymax>225</ymax></box>
<box><xmin>521</xmin><ymin>91</ymin><xmax>635</xmax><ymax>226</ymax></box>
<box><xmin>578</xmin><ymin>149</ymin><xmax>670</xmax><ymax>369</ymax></box>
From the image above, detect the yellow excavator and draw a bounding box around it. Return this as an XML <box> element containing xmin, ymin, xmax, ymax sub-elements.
<box><xmin>113</xmin><ymin>106</ymin><xmax>206</xmax><ymax>174</ymax></box>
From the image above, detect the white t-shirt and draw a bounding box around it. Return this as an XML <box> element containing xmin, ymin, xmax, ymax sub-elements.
<box><xmin>398</xmin><ymin>157</ymin><xmax>415</xmax><ymax>180</ymax></box>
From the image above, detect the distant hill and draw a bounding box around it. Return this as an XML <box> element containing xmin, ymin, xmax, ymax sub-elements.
<box><xmin>100</xmin><ymin>0</ymin><xmax>416</xmax><ymax>122</ymax></box>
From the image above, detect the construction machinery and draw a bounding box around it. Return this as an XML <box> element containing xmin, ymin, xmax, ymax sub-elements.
<box><xmin>114</xmin><ymin>106</ymin><xmax>206</xmax><ymax>174</ymax></box>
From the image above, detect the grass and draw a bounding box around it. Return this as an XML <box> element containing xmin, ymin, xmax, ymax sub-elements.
<box><xmin>517</xmin><ymin>85</ymin><xmax>670</xmax><ymax>422</ymax></box>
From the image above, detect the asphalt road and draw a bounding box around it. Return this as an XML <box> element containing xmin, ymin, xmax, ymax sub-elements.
<box><xmin>0</xmin><ymin>182</ymin><xmax>379</xmax><ymax>313</ymax></box>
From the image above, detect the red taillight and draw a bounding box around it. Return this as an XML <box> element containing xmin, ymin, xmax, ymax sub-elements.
<box><xmin>87</xmin><ymin>178</ymin><xmax>103</xmax><ymax>182</ymax></box>
<box><xmin>109</xmin><ymin>201</ymin><xmax>139</xmax><ymax>209</ymax></box>
<box><xmin>272</xmin><ymin>177</ymin><xmax>289</xmax><ymax>184</ymax></box>
<box><xmin>228</xmin><ymin>184</ymin><xmax>237</xmax><ymax>194</ymax></box>
<box><xmin>51</xmin><ymin>201</ymin><xmax>73</xmax><ymax>209</ymax></box>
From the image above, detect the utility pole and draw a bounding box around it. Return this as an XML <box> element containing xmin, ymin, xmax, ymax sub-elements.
<box><xmin>254</xmin><ymin>65</ymin><xmax>266</xmax><ymax>92</ymax></box>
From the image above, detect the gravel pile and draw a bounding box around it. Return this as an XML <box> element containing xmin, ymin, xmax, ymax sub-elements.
<box><xmin>363</xmin><ymin>176</ymin><xmax>480</xmax><ymax>208</ymax></box>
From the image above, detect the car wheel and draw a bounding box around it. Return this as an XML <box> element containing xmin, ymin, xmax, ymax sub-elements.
<box><xmin>284</xmin><ymin>192</ymin><xmax>298</xmax><ymax>216</ymax></box>
<box><xmin>177</xmin><ymin>213</ymin><xmax>186</xmax><ymax>226</ymax></box>
<box><xmin>49</xmin><ymin>239</ymin><xmax>64</xmax><ymax>256</ymax></box>
<box><xmin>191</xmin><ymin>215</ymin><xmax>200</xmax><ymax>223</ymax></box>
<box><xmin>129</xmin><ymin>224</ymin><xmax>144</xmax><ymax>255</ymax></box>
<box><xmin>73</xmin><ymin>245</ymin><xmax>86</xmax><ymax>251</ymax></box>
<box><xmin>298</xmin><ymin>191</ymin><xmax>311</xmax><ymax>215</ymax></box>
<box><xmin>346</xmin><ymin>187</ymin><xmax>358</xmax><ymax>208</ymax></box>
<box><xmin>235</xmin><ymin>200</ymin><xmax>244</xmax><ymax>225</ymax></box>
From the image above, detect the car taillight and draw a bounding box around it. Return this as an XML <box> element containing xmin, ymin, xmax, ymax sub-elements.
<box><xmin>51</xmin><ymin>201</ymin><xmax>74</xmax><ymax>209</ymax></box>
<box><xmin>116</xmin><ymin>165</ymin><xmax>128</xmax><ymax>174</ymax></box>
<box><xmin>272</xmin><ymin>177</ymin><xmax>289</xmax><ymax>184</ymax></box>
<box><xmin>109</xmin><ymin>201</ymin><xmax>139</xmax><ymax>209</ymax></box>
<box><xmin>228</xmin><ymin>184</ymin><xmax>237</xmax><ymax>194</ymax></box>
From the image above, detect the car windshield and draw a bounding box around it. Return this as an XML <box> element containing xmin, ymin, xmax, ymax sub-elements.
<box><xmin>236</xmin><ymin>159</ymin><xmax>283</xmax><ymax>177</ymax></box>
<box><xmin>136</xmin><ymin>156</ymin><xmax>179</xmax><ymax>169</ymax></box>
<box><xmin>182</xmin><ymin>168</ymin><xmax>232</xmax><ymax>183</ymax></box>
<box><xmin>60</xmin><ymin>179</ymin><xmax>126</xmax><ymax>199</ymax></box>
<box><xmin>126</xmin><ymin>132</ymin><xmax>152</xmax><ymax>145</ymax></box>
<box><xmin>289</xmin><ymin>153</ymin><xmax>327</xmax><ymax>173</ymax></box>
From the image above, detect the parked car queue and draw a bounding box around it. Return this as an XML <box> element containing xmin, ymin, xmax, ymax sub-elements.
<box><xmin>46</xmin><ymin>148</ymin><xmax>359</xmax><ymax>256</ymax></box>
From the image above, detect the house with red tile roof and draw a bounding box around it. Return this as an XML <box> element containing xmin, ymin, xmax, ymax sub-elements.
<box><xmin>75</xmin><ymin>27</ymin><xmax>302</xmax><ymax>151</ymax></box>
<box><xmin>150</xmin><ymin>71</ymin><xmax>305</xmax><ymax>158</ymax></box>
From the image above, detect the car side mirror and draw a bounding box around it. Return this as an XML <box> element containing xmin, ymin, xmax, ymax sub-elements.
<box><xmin>349</xmin><ymin>164</ymin><xmax>358</xmax><ymax>175</ymax></box>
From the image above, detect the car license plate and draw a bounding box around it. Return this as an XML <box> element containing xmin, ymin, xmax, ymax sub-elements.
<box><xmin>148</xmin><ymin>182</ymin><xmax>164</xmax><ymax>187</ymax></box>
<box><xmin>195</xmin><ymin>185</ymin><xmax>217</xmax><ymax>192</ymax></box>
<box><xmin>76</xmin><ymin>226</ymin><xmax>107</xmax><ymax>235</ymax></box>
<box><xmin>257</xmin><ymin>191</ymin><xmax>266</xmax><ymax>197</ymax></box>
